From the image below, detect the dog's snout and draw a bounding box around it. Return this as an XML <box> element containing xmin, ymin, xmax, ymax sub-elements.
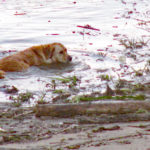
<box><xmin>68</xmin><ymin>55</ymin><xmax>72</xmax><ymax>61</ymax></box>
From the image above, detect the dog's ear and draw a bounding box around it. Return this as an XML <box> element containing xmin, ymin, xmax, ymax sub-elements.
<box><xmin>49</xmin><ymin>47</ymin><xmax>55</xmax><ymax>58</ymax></box>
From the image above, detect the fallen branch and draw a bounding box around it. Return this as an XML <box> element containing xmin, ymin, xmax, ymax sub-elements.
<box><xmin>34</xmin><ymin>101</ymin><xmax>150</xmax><ymax>117</ymax></box>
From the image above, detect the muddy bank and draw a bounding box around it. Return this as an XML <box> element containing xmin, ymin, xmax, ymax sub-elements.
<box><xmin>0</xmin><ymin>102</ymin><xmax>150</xmax><ymax>149</ymax></box>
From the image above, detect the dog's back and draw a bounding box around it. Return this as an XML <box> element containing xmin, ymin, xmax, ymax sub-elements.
<box><xmin>0</xmin><ymin>43</ymin><xmax>71</xmax><ymax>79</ymax></box>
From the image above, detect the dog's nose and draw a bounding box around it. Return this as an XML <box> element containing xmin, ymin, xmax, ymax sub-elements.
<box><xmin>68</xmin><ymin>55</ymin><xmax>72</xmax><ymax>61</ymax></box>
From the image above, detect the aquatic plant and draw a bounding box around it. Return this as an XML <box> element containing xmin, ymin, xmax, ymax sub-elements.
<box><xmin>37</xmin><ymin>93</ymin><xmax>48</xmax><ymax>104</ymax></box>
<box><xmin>53</xmin><ymin>89</ymin><xmax>65</xmax><ymax>94</ymax></box>
<box><xmin>51</xmin><ymin>75</ymin><xmax>79</xmax><ymax>89</ymax></box>
<box><xmin>10</xmin><ymin>91</ymin><xmax>33</xmax><ymax>107</ymax></box>
<box><xmin>71</xmin><ymin>94</ymin><xmax>146</xmax><ymax>103</ymax></box>
<box><xmin>100</xmin><ymin>74</ymin><xmax>112</xmax><ymax>81</ymax></box>
<box><xmin>120</xmin><ymin>38</ymin><xmax>149</xmax><ymax>49</ymax></box>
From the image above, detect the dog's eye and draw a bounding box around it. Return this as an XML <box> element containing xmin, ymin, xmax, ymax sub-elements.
<box><xmin>59</xmin><ymin>51</ymin><xmax>64</xmax><ymax>54</ymax></box>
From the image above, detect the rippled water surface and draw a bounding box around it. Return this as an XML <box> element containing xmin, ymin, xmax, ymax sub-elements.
<box><xmin>0</xmin><ymin>0</ymin><xmax>150</xmax><ymax>104</ymax></box>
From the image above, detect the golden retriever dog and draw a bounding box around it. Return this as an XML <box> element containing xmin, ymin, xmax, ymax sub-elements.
<box><xmin>0</xmin><ymin>43</ymin><xmax>72</xmax><ymax>79</ymax></box>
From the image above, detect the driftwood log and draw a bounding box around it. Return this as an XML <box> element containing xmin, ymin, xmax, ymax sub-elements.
<box><xmin>34</xmin><ymin>101</ymin><xmax>150</xmax><ymax>117</ymax></box>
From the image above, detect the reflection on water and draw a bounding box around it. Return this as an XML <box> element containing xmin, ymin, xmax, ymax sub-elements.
<box><xmin>0</xmin><ymin>0</ymin><xmax>126</xmax><ymax>49</ymax></box>
<box><xmin>0</xmin><ymin>0</ymin><xmax>150</xmax><ymax>104</ymax></box>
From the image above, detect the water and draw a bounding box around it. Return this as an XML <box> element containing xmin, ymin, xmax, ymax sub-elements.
<box><xmin>0</xmin><ymin>0</ymin><xmax>150</xmax><ymax>104</ymax></box>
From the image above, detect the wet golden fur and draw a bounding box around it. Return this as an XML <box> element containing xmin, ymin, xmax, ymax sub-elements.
<box><xmin>0</xmin><ymin>43</ymin><xmax>72</xmax><ymax>79</ymax></box>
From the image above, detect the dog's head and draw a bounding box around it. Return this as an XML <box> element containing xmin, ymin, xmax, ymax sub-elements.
<box><xmin>48</xmin><ymin>43</ymin><xmax>72</xmax><ymax>63</ymax></box>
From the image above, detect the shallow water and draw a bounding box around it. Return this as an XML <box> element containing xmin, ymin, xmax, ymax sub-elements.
<box><xmin>0</xmin><ymin>0</ymin><xmax>150</xmax><ymax>104</ymax></box>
